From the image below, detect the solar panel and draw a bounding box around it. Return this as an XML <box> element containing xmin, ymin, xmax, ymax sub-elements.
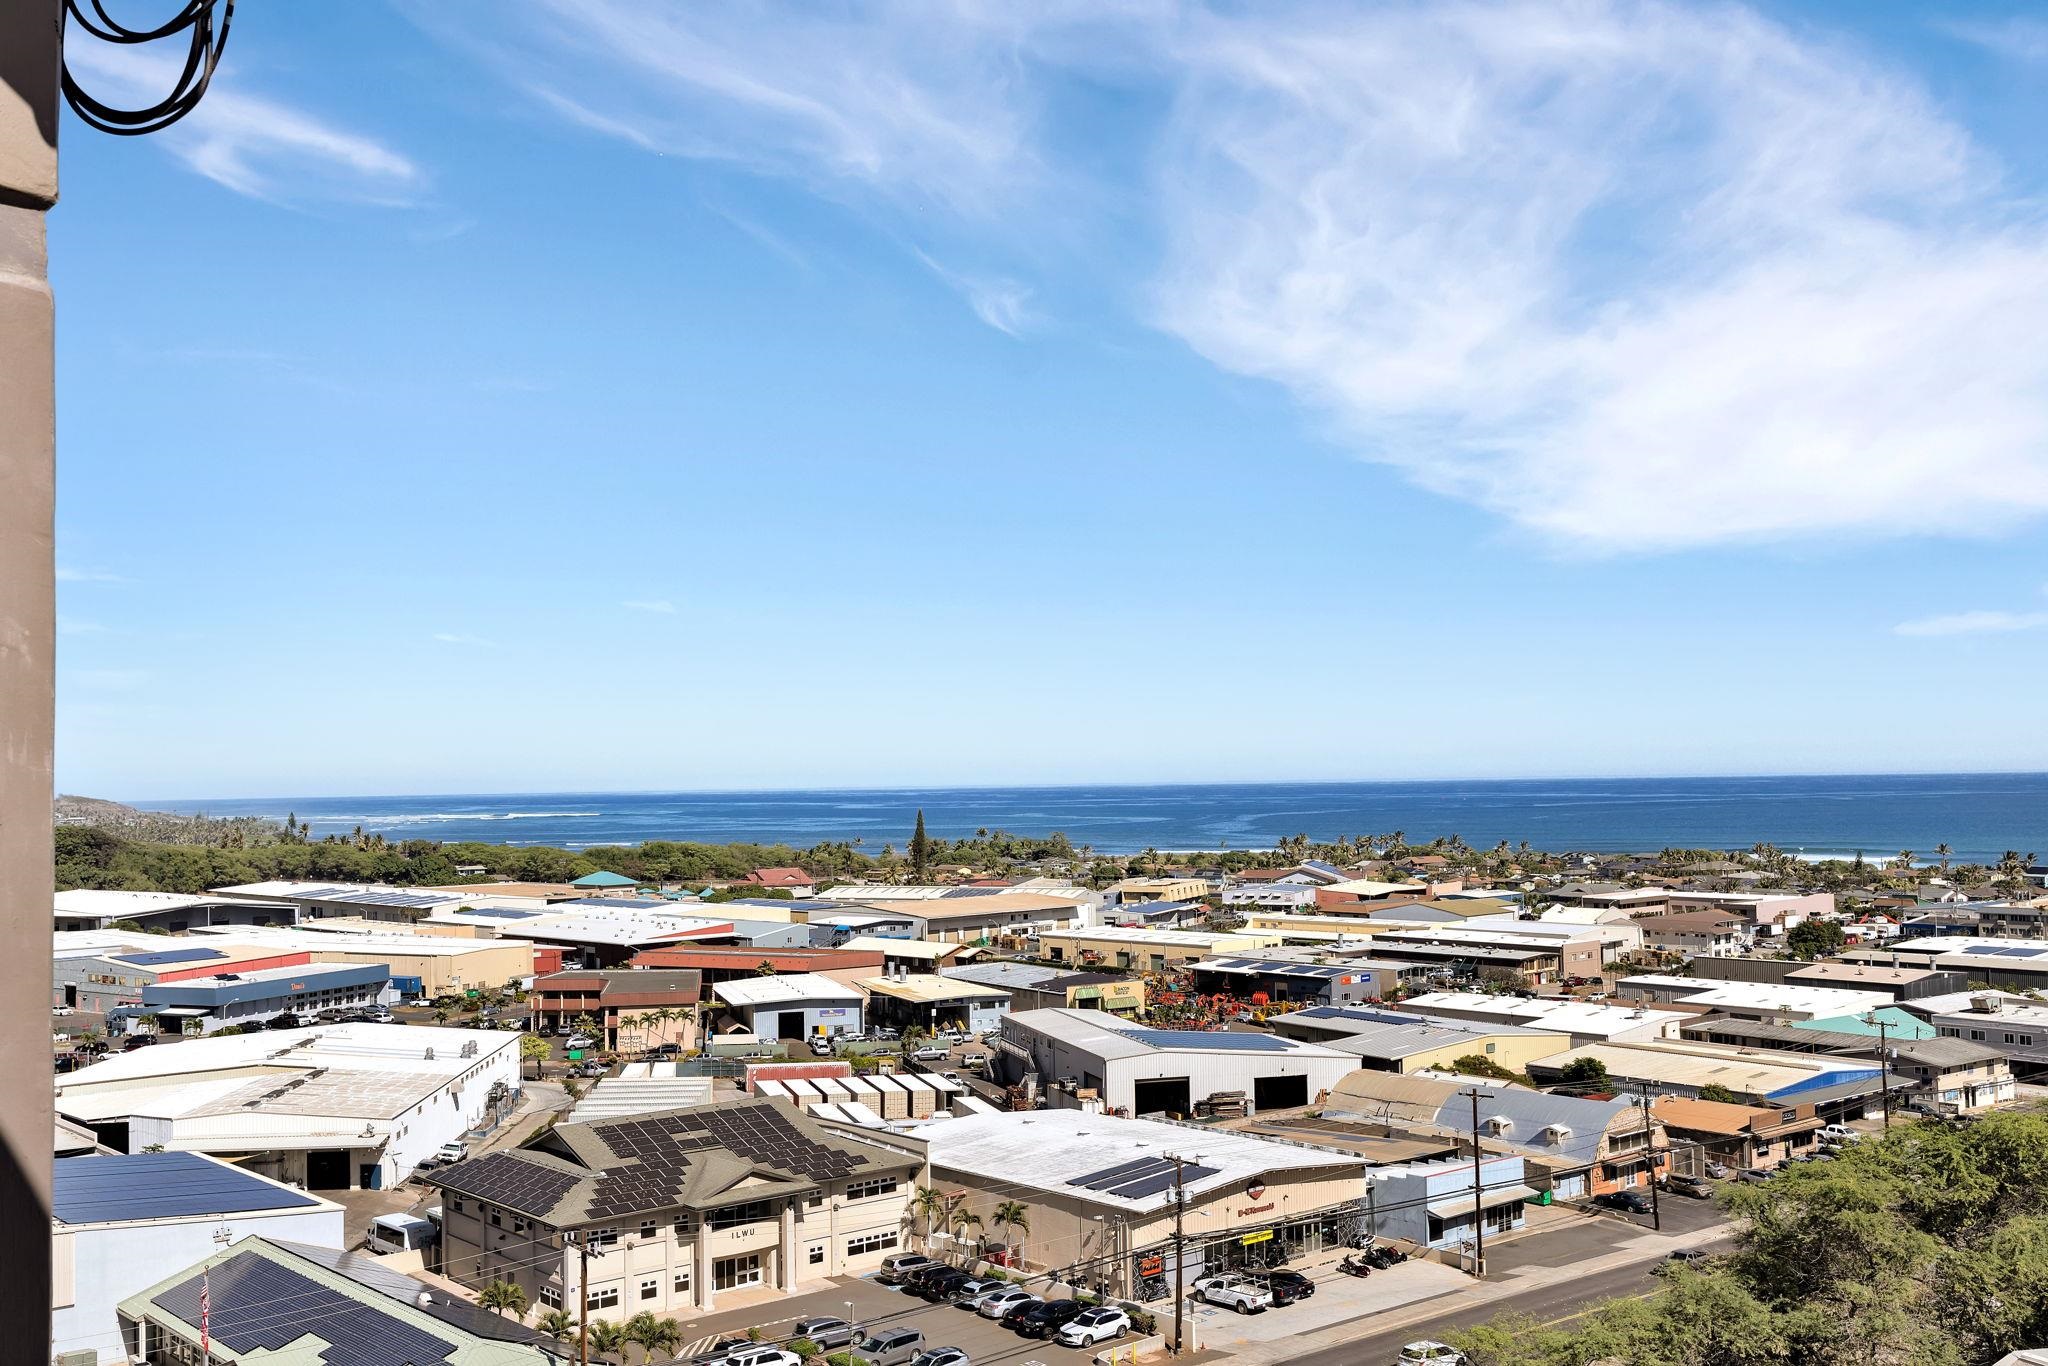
<box><xmin>433</xmin><ymin>1152</ymin><xmax>580</xmax><ymax>1219</ymax></box>
<box><xmin>54</xmin><ymin>1153</ymin><xmax>317</xmax><ymax>1224</ymax></box>
<box><xmin>155</xmin><ymin>1250</ymin><xmax>456</xmax><ymax>1366</ymax></box>
<box><xmin>110</xmin><ymin>947</ymin><xmax>226</xmax><ymax>966</ymax></box>
<box><xmin>1068</xmin><ymin>1156</ymin><xmax>1166</xmax><ymax>1190</ymax></box>
<box><xmin>1124</xmin><ymin>1029</ymin><xmax>1289</xmax><ymax>1051</ymax></box>
<box><xmin>1104</xmin><ymin>1161</ymin><xmax>1219</xmax><ymax>1201</ymax></box>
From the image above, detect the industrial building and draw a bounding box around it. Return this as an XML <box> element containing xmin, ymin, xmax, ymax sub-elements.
<box><xmin>1612</xmin><ymin>974</ymin><xmax>1897</xmax><ymax>1020</ymax></box>
<box><xmin>1264</xmin><ymin>1005</ymin><xmax>1564</xmax><ymax>1074</ymax></box>
<box><xmin>1525</xmin><ymin>1039</ymin><xmax>1882</xmax><ymax>1104</ymax></box>
<box><xmin>55</xmin><ymin>1021</ymin><xmax>522</xmax><ymax>1190</ymax></box>
<box><xmin>1915</xmin><ymin>991</ymin><xmax>2048</xmax><ymax>1080</ymax></box>
<box><xmin>1187</xmin><ymin>955</ymin><xmax>1406</xmax><ymax>1005</ymax></box>
<box><xmin>838</xmin><ymin>935</ymin><xmax>980</xmax><ymax>974</ymax></box>
<box><xmin>187</xmin><ymin>923</ymin><xmax>536</xmax><ymax>996</ymax></box>
<box><xmin>629</xmin><ymin>945</ymin><xmax>886</xmax><ymax>992</ymax></box>
<box><xmin>209</xmin><ymin>880</ymin><xmax>485</xmax><ymax>923</ymax></box>
<box><xmin>940</xmin><ymin>961</ymin><xmax>1148</xmax><ymax>1016</ymax></box>
<box><xmin>116</xmin><ymin>1236</ymin><xmax>557</xmax><ymax>1366</ymax></box>
<box><xmin>1847</xmin><ymin>938</ymin><xmax>2048</xmax><ymax>994</ymax></box>
<box><xmin>1365</xmin><ymin>1153</ymin><xmax>1530</xmax><ymax>1252</ymax></box>
<box><xmin>1037</xmin><ymin>925</ymin><xmax>1284</xmax><ymax>972</ymax></box>
<box><xmin>53</xmin><ymin>1152</ymin><xmax>345</xmax><ymax>1365</ymax></box>
<box><xmin>1650</xmin><ymin>1096</ymin><xmax>1823</xmax><ymax>1171</ymax></box>
<box><xmin>119</xmin><ymin>960</ymin><xmax>393</xmax><ymax>1036</ymax></box>
<box><xmin>53</xmin><ymin>888</ymin><xmax>295</xmax><ymax>934</ymax></box>
<box><xmin>53</xmin><ymin>941</ymin><xmax>316</xmax><ymax>1015</ymax></box>
<box><xmin>1108</xmin><ymin>877</ymin><xmax>1213</xmax><ymax>904</ymax></box>
<box><xmin>1685</xmin><ymin>955</ymin><xmax>1970</xmax><ymax>1000</ymax></box>
<box><xmin>861</xmin><ymin>971</ymin><xmax>1011</xmax><ymax>1035</ymax></box>
<box><xmin>430</xmin><ymin>1097</ymin><xmax>924</xmax><ymax>1314</ymax></box>
<box><xmin>711</xmin><ymin>972</ymin><xmax>866</xmax><ymax>1040</ymax></box>
<box><xmin>921</xmin><ymin>1109</ymin><xmax>1367</xmax><ymax>1297</ymax></box>
<box><xmin>994</xmin><ymin>1008</ymin><xmax>1357</xmax><ymax>1116</ymax></box>
<box><xmin>1395</xmin><ymin>992</ymin><xmax>1690</xmax><ymax>1044</ymax></box>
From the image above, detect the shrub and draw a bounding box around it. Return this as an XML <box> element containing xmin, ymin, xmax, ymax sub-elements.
<box><xmin>1128</xmin><ymin>1308</ymin><xmax>1157</xmax><ymax>1335</ymax></box>
<box><xmin>787</xmin><ymin>1338</ymin><xmax>821</xmax><ymax>1360</ymax></box>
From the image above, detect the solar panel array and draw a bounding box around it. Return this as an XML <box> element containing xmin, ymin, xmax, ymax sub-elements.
<box><xmin>1962</xmin><ymin>944</ymin><xmax>2048</xmax><ymax>957</ymax></box>
<box><xmin>433</xmin><ymin>1151</ymin><xmax>582</xmax><ymax>1219</ymax></box>
<box><xmin>289</xmin><ymin>886</ymin><xmax>458</xmax><ymax>909</ymax></box>
<box><xmin>1205</xmin><ymin>957</ymin><xmax>1352</xmax><ymax>979</ymax></box>
<box><xmin>54</xmin><ymin>1152</ymin><xmax>318</xmax><ymax>1224</ymax></box>
<box><xmin>1064</xmin><ymin>1156</ymin><xmax>1220</xmax><ymax>1201</ymax></box>
<box><xmin>459</xmin><ymin>906</ymin><xmax>542</xmax><ymax>919</ymax></box>
<box><xmin>155</xmin><ymin>1251</ymin><xmax>456</xmax><ymax>1366</ymax></box>
<box><xmin>1123</xmin><ymin>1028</ymin><xmax>1291</xmax><ymax>1051</ymax></box>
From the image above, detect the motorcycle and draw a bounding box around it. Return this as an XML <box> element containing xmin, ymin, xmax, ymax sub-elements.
<box><xmin>1364</xmin><ymin>1244</ymin><xmax>1408</xmax><ymax>1269</ymax></box>
<box><xmin>1337</xmin><ymin>1254</ymin><xmax>1374</xmax><ymax>1278</ymax></box>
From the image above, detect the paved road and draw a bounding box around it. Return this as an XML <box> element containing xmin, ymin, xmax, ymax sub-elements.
<box><xmin>1278</xmin><ymin>1231</ymin><xmax>1737</xmax><ymax>1366</ymax></box>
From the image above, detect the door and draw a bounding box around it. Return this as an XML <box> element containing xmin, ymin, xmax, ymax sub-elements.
<box><xmin>778</xmin><ymin>1010</ymin><xmax>807</xmax><ymax>1041</ymax></box>
<box><xmin>305</xmin><ymin>1149</ymin><xmax>351</xmax><ymax>1190</ymax></box>
<box><xmin>1133</xmin><ymin>1077</ymin><xmax>1191</xmax><ymax>1117</ymax></box>
<box><xmin>1252</xmin><ymin>1075</ymin><xmax>1308</xmax><ymax>1111</ymax></box>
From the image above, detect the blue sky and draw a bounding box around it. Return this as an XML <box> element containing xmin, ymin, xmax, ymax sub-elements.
<box><xmin>52</xmin><ymin>0</ymin><xmax>2048</xmax><ymax>800</ymax></box>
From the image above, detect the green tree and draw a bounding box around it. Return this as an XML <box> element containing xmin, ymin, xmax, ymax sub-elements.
<box><xmin>1451</xmin><ymin>1054</ymin><xmax>1520</xmax><ymax>1083</ymax></box>
<box><xmin>478</xmin><ymin>1280</ymin><xmax>528</xmax><ymax>1320</ymax></box>
<box><xmin>520</xmin><ymin>1033</ymin><xmax>553</xmax><ymax>1079</ymax></box>
<box><xmin>910</xmin><ymin>809</ymin><xmax>932</xmax><ymax>880</ymax></box>
<box><xmin>1697</xmin><ymin>1082</ymin><xmax>1739</xmax><ymax>1104</ymax></box>
<box><xmin>1557</xmin><ymin>1056</ymin><xmax>1611</xmax><ymax>1090</ymax></box>
<box><xmin>586</xmin><ymin>1318</ymin><xmax>627</xmax><ymax>1361</ymax></box>
<box><xmin>1785</xmin><ymin>919</ymin><xmax>1847</xmax><ymax>960</ymax></box>
<box><xmin>910</xmin><ymin>1184</ymin><xmax>947</xmax><ymax>1246</ymax></box>
<box><xmin>536</xmin><ymin>1309</ymin><xmax>576</xmax><ymax>1341</ymax></box>
<box><xmin>989</xmin><ymin>1199</ymin><xmax>1030</xmax><ymax>1266</ymax></box>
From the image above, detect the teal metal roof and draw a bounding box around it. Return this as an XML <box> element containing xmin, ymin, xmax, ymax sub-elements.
<box><xmin>571</xmin><ymin>870</ymin><xmax>638</xmax><ymax>887</ymax></box>
<box><xmin>1794</xmin><ymin>1006</ymin><xmax>1935</xmax><ymax>1040</ymax></box>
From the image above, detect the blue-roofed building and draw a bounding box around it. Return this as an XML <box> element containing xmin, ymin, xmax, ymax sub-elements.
<box><xmin>571</xmin><ymin>869</ymin><xmax>641</xmax><ymax>890</ymax></box>
<box><xmin>53</xmin><ymin>941</ymin><xmax>317</xmax><ymax>1017</ymax></box>
<box><xmin>53</xmin><ymin>1154</ymin><xmax>344</xmax><ymax>1365</ymax></box>
<box><xmin>118</xmin><ymin>960</ymin><xmax>393</xmax><ymax>1036</ymax></box>
<box><xmin>996</xmin><ymin>1007</ymin><xmax>1357</xmax><ymax>1117</ymax></box>
<box><xmin>1188</xmin><ymin>954</ymin><xmax>1406</xmax><ymax>1005</ymax></box>
<box><xmin>1794</xmin><ymin>1006</ymin><xmax>1937</xmax><ymax>1041</ymax></box>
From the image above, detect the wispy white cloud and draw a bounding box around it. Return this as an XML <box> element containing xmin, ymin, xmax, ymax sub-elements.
<box><xmin>63</xmin><ymin>42</ymin><xmax>421</xmax><ymax>204</ymax></box>
<box><xmin>1894</xmin><ymin>610</ymin><xmax>2048</xmax><ymax>638</ymax></box>
<box><xmin>426</xmin><ymin>0</ymin><xmax>2048</xmax><ymax>552</ymax></box>
<box><xmin>1937</xmin><ymin>16</ymin><xmax>2048</xmax><ymax>64</ymax></box>
<box><xmin>432</xmin><ymin>632</ymin><xmax>497</xmax><ymax>647</ymax></box>
<box><xmin>56</xmin><ymin>566</ymin><xmax>129</xmax><ymax>583</ymax></box>
<box><xmin>914</xmin><ymin>250</ymin><xmax>1037</xmax><ymax>336</ymax></box>
<box><xmin>623</xmin><ymin>599</ymin><xmax>677</xmax><ymax>615</ymax></box>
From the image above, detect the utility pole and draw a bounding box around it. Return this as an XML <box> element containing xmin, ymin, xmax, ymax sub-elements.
<box><xmin>570</xmin><ymin>1233</ymin><xmax>595</xmax><ymax>1366</ymax></box>
<box><xmin>1639</xmin><ymin>1081</ymin><xmax>1662</xmax><ymax>1232</ymax></box>
<box><xmin>1459</xmin><ymin>1088</ymin><xmax>1486</xmax><ymax>1278</ymax></box>
<box><xmin>1864</xmin><ymin>1011</ymin><xmax>1893</xmax><ymax>1133</ymax></box>
<box><xmin>1169</xmin><ymin>1154</ymin><xmax>1188</xmax><ymax>1356</ymax></box>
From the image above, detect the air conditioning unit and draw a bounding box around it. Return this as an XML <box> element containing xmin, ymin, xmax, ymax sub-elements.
<box><xmin>57</xmin><ymin>1350</ymin><xmax>98</xmax><ymax>1366</ymax></box>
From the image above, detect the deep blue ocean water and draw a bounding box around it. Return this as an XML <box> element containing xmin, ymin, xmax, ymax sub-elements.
<box><xmin>132</xmin><ymin>774</ymin><xmax>2048</xmax><ymax>864</ymax></box>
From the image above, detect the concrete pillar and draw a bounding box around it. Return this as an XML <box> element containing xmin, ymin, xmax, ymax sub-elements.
<box><xmin>778</xmin><ymin>1201</ymin><xmax>798</xmax><ymax>1291</ymax></box>
<box><xmin>695</xmin><ymin>1225</ymin><xmax>715</xmax><ymax>1312</ymax></box>
<box><xmin>0</xmin><ymin>9</ymin><xmax>58</xmax><ymax>1366</ymax></box>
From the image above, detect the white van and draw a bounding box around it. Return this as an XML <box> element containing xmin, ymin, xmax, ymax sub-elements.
<box><xmin>367</xmin><ymin>1213</ymin><xmax>439</xmax><ymax>1255</ymax></box>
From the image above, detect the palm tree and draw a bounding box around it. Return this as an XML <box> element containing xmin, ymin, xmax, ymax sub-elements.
<box><xmin>910</xmin><ymin>1184</ymin><xmax>947</xmax><ymax>1247</ymax></box>
<box><xmin>478</xmin><ymin>1280</ymin><xmax>528</xmax><ymax>1320</ymax></box>
<box><xmin>638</xmin><ymin>1317</ymin><xmax>682</xmax><ymax>1362</ymax></box>
<box><xmin>586</xmin><ymin>1318</ymin><xmax>627</xmax><ymax>1362</ymax></box>
<box><xmin>1892</xmin><ymin>850</ymin><xmax>1916</xmax><ymax>872</ymax></box>
<box><xmin>989</xmin><ymin>1199</ymin><xmax>1031</xmax><ymax>1268</ymax></box>
<box><xmin>623</xmin><ymin>1311</ymin><xmax>661</xmax><ymax>1362</ymax></box>
<box><xmin>536</xmin><ymin>1309</ymin><xmax>576</xmax><ymax>1341</ymax></box>
<box><xmin>948</xmin><ymin>1199</ymin><xmax>982</xmax><ymax>1253</ymax></box>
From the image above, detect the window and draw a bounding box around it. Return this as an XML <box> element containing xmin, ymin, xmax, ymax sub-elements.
<box><xmin>1483</xmin><ymin>1042</ymin><xmax>1496</xmax><ymax>1054</ymax></box>
<box><xmin>708</xmin><ymin>1200</ymin><xmax>776</xmax><ymax>1229</ymax></box>
<box><xmin>845</xmin><ymin>1232</ymin><xmax>898</xmax><ymax>1257</ymax></box>
<box><xmin>540</xmin><ymin>1286</ymin><xmax>562</xmax><ymax>1309</ymax></box>
<box><xmin>640</xmin><ymin>1220</ymin><xmax>658</xmax><ymax>1239</ymax></box>
<box><xmin>673</xmin><ymin>1215</ymin><xmax>694</xmax><ymax>1236</ymax></box>
<box><xmin>512</xmin><ymin>1217</ymin><xmax>528</xmax><ymax>1234</ymax></box>
<box><xmin>449</xmin><ymin>1198</ymin><xmax>466</xmax><ymax>1214</ymax></box>
<box><xmin>806</xmin><ymin>1193</ymin><xmax>824</xmax><ymax>1208</ymax></box>
<box><xmin>586</xmin><ymin>1228</ymin><xmax>619</xmax><ymax>1249</ymax></box>
<box><xmin>674</xmin><ymin>1271</ymin><xmax>692</xmax><ymax>1296</ymax></box>
<box><xmin>844</xmin><ymin>1177</ymin><xmax>899</xmax><ymax>1202</ymax></box>
<box><xmin>640</xmin><ymin>1276</ymin><xmax>660</xmax><ymax>1301</ymax></box>
<box><xmin>586</xmin><ymin>1285</ymin><xmax>620</xmax><ymax>1311</ymax></box>
<box><xmin>809</xmin><ymin>1244</ymin><xmax>826</xmax><ymax>1265</ymax></box>
<box><xmin>489</xmin><ymin>1210</ymin><xmax>502</xmax><ymax>1227</ymax></box>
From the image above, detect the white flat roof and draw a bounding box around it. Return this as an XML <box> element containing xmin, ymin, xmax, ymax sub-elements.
<box><xmin>924</xmin><ymin>1110</ymin><xmax>1359</xmax><ymax>1213</ymax></box>
<box><xmin>495</xmin><ymin>910</ymin><xmax>730</xmax><ymax>947</ymax></box>
<box><xmin>712</xmin><ymin>973</ymin><xmax>864</xmax><ymax>1008</ymax></box>
<box><xmin>54</xmin><ymin>890</ymin><xmax>223</xmax><ymax>918</ymax></box>
<box><xmin>1039</xmin><ymin>926</ymin><xmax>1272</xmax><ymax>947</ymax></box>
<box><xmin>54</xmin><ymin>1021</ymin><xmax>519</xmax><ymax>1088</ymax></box>
<box><xmin>1619</xmin><ymin>976</ymin><xmax>1893</xmax><ymax>1014</ymax></box>
<box><xmin>186</xmin><ymin>926</ymin><xmax>522</xmax><ymax>958</ymax></box>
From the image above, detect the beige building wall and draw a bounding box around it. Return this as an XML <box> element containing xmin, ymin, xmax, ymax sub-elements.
<box><xmin>302</xmin><ymin>942</ymin><xmax>533</xmax><ymax>993</ymax></box>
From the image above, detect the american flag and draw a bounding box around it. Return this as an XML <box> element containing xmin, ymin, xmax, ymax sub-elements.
<box><xmin>199</xmin><ymin>1271</ymin><xmax>210</xmax><ymax>1359</ymax></box>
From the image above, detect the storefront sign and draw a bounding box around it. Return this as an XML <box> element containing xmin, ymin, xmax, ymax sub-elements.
<box><xmin>1240</xmin><ymin>1229</ymin><xmax>1273</xmax><ymax>1245</ymax></box>
<box><xmin>1236</xmin><ymin>1202</ymin><xmax>1275</xmax><ymax>1218</ymax></box>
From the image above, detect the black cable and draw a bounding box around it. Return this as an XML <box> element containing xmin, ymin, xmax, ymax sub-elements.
<box><xmin>60</xmin><ymin>0</ymin><xmax>234</xmax><ymax>137</ymax></box>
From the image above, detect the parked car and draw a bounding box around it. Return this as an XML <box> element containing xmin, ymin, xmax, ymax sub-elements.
<box><xmin>876</xmin><ymin>1252</ymin><xmax>936</xmax><ymax>1285</ymax></box>
<box><xmin>951</xmin><ymin>1280</ymin><xmax>1005</xmax><ymax>1309</ymax></box>
<box><xmin>363</xmin><ymin>1008</ymin><xmax>397</xmax><ymax>1024</ymax></box>
<box><xmin>564</xmin><ymin>1033</ymin><xmax>597</xmax><ymax>1050</ymax></box>
<box><xmin>1816</xmin><ymin>1123</ymin><xmax>1861</xmax><ymax>1144</ymax></box>
<box><xmin>1703</xmin><ymin>1161</ymin><xmax>1730</xmax><ymax>1178</ymax></box>
<box><xmin>121</xmin><ymin>1034</ymin><xmax>158</xmax><ymax>1050</ymax></box>
<box><xmin>810</xmin><ymin>1037</ymin><xmax>837</xmax><ymax>1057</ymax></box>
<box><xmin>1663</xmin><ymin>1174</ymin><xmax>1714</xmax><ymax>1199</ymax></box>
<box><xmin>1262</xmin><ymin>1269</ymin><xmax>1317</xmax><ymax>1304</ymax></box>
<box><xmin>1398</xmin><ymin>1343</ymin><xmax>1469</xmax><ymax>1366</ymax></box>
<box><xmin>51</xmin><ymin>1005</ymin><xmax>75</xmax><ymax>1017</ymax></box>
<box><xmin>911</xmin><ymin>1045</ymin><xmax>951</xmax><ymax>1062</ymax></box>
<box><xmin>1012</xmin><ymin>1300</ymin><xmax>1087</xmax><ymax>1339</ymax></box>
<box><xmin>906</xmin><ymin>1349</ymin><xmax>970</xmax><ymax>1366</ymax></box>
<box><xmin>1193</xmin><ymin>1273</ymin><xmax>1273</xmax><ymax>1314</ymax></box>
<box><xmin>915</xmin><ymin>1269</ymin><xmax>973</xmax><ymax>1301</ymax></box>
<box><xmin>432</xmin><ymin>1141</ymin><xmax>468</xmax><ymax>1164</ymax></box>
<box><xmin>851</xmin><ymin>1327</ymin><xmax>925</xmax><ymax>1366</ymax></box>
<box><xmin>902</xmin><ymin>1263</ymin><xmax>956</xmax><ymax>1295</ymax></box>
<box><xmin>1736</xmin><ymin>1167</ymin><xmax>1773</xmax><ymax>1184</ymax></box>
<box><xmin>975</xmin><ymin>1287</ymin><xmax>1036</xmax><ymax>1320</ymax></box>
<box><xmin>1901</xmin><ymin>1098</ymin><xmax>1944</xmax><ymax>1119</ymax></box>
<box><xmin>791</xmin><ymin>1318</ymin><xmax>856</xmax><ymax>1350</ymax></box>
<box><xmin>1594</xmin><ymin>1189</ymin><xmax>1653</xmax><ymax>1215</ymax></box>
<box><xmin>1662</xmin><ymin>1248</ymin><xmax>1710</xmax><ymax>1271</ymax></box>
<box><xmin>960</xmin><ymin>1051</ymin><xmax>989</xmax><ymax>1069</ymax></box>
<box><xmin>647</xmin><ymin>1042</ymin><xmax>682</xmax><ymax>1057</ymax></box>
<box><xmin>1056</xmin><ymin>1308</ymin><xmax>1131</xmax><ymax>1348</ymax></box>
<box><xmin>718</xmin><ymin>1347</ymin><xmax>800</xmax><ymax>1366</ymax></box>
<box><xmin>997</xmin><ymin>1296</ymin><xmax>1046</xmax><ymax>1329</ymax></box>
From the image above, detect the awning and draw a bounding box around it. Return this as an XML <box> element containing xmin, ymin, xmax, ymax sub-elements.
<box><xmin>1425</xmin><ymin>1184</ymin><xmax>1538</xmax><ymax>1220</ymax></box>
<box><xmin>151</xmin><ymin>1007</ymin><xmax>210</xmax><ymax>1018</ymax></box>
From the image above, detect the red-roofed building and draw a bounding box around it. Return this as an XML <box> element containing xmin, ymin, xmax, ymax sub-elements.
<box><xmin>531</xmin><ymin>968</ymin><xmax>703</xmax><ymax>1050</ymax></box>
<box><xmin>630</xmin><ymin>946</ymin><xmax>886</xmax><ymax>996</ymax></box>
<box><xmin>743</xmin><ymin>867</ymin><xmax>816</xmax><ymax>896</ymax></box>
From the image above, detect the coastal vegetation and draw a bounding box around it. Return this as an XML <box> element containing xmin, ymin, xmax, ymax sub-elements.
<box><xmin>1451</xmin><ymin>1107</ymin><xmax>2048</xmax><ymax>1366</ymax></box>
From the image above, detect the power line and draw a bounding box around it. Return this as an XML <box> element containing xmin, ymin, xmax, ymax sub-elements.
<box><xmin>61</xmin><ymin>0</ymin><xmax>235</xmax><ymax>137</ymax></box>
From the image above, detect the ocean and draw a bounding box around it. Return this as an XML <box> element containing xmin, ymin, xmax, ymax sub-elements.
<box><xmin>132</xmin><ymin>773</ymin><xmax>2048</xmax><ymax>865</ymax></box>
